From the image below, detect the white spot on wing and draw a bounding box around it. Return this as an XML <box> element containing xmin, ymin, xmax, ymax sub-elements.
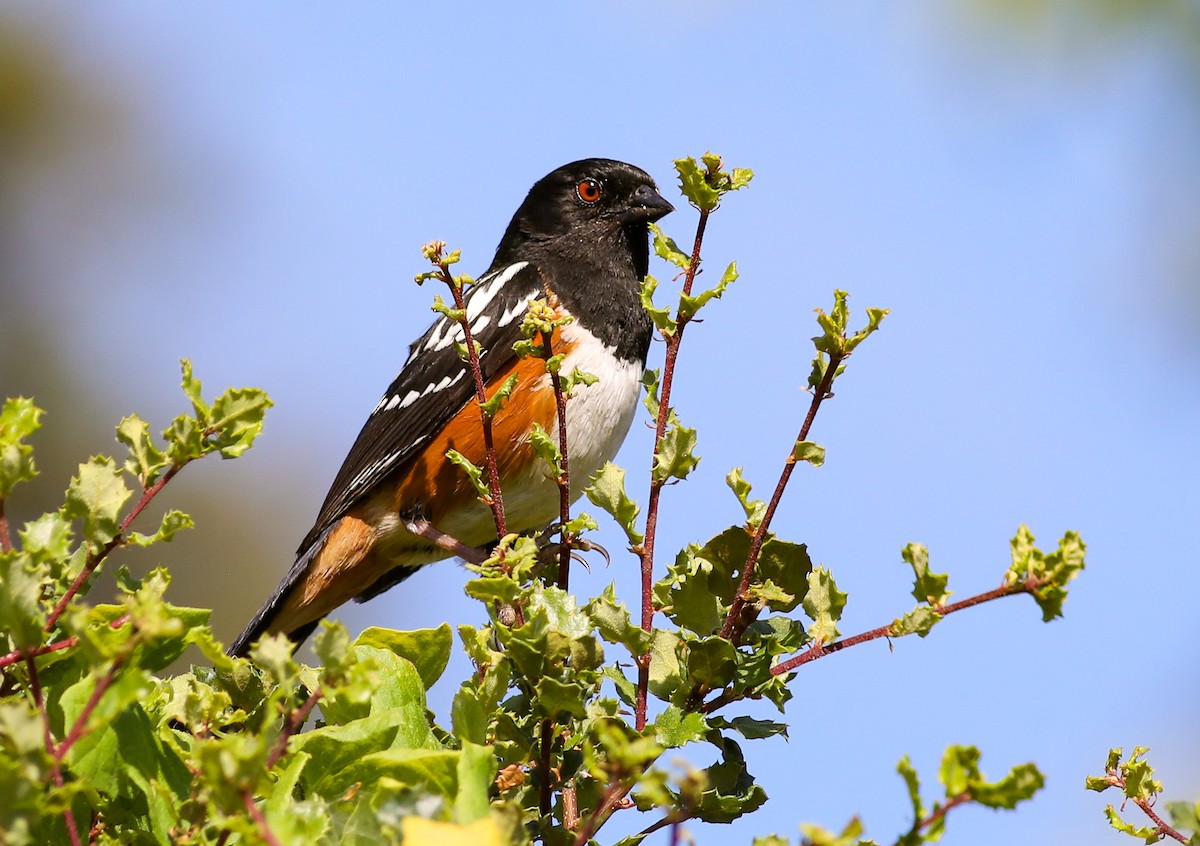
<box><xmin>472</xmin><ymin>315</ymin><xmax>491</xmax><ymax>334</ymax></box>
<box><xmin>398</xmin><ymin>389</ymin><xmax>421</xmax><ymax>409</ymax></box>
<box><xmin>384</xmin><ymin>393</ymin><xmax>402</xmax><ymax>411</ymax></box>
<box><xmin>466</xmin><ymin>261</ymin><xmax>529</xmax><ymax>322</ymax></box>
<box><xmin>498</xmin><ymin>290</ymin><xmax>538</xmax><ymax>328</ymax></box>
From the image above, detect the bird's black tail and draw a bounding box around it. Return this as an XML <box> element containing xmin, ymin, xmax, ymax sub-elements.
<box><xmin>227</xmin><ymin>528</ymin><xmax>331</xmax><ymax>657</ymax></box>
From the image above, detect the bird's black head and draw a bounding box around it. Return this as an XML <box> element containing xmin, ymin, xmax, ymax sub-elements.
<box><xmin>493</xmin><ymin>158</ymin><xmax>674</xmax><ymax>267</ymax></box>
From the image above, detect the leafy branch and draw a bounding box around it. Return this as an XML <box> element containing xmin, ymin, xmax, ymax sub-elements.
<box><xmin>1088</xmin><ymin>748</ymin><xmax>1196</xmax><ymax>844</ymax></box>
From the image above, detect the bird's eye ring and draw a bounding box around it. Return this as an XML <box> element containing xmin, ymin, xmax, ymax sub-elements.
<box><xmin>576</xmin><ymin>178</ymin><xmax>602</xmax><ymax>204</ymax></box>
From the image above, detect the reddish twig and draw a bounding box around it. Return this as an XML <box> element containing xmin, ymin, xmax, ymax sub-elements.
<box><xmin>265</xmin><ymin>686</ymin><xmax>322</xmax><ymax>770</ymax></box>
<box><xmin>46</xmin><ymin>464</ymin><xmax>184</xmax><ymax>632</ymax></box>
<box><xmin>538</xmin><ymin>718</ymin><xmax>554</xmax><ymax>818</ymax></box>
<box><xmin>0</xmin><ymin>499</ymin><xmax>12</xmax><ymax>554</ymax></box>
<box><xmin>636</xmin><ymin>208</ymin><xmax>710</xmax><ymax>731</ymax></box>
<box><xmin>701</xmin><ymin>577</ymin><xmax>1047</xmax><ymax>713</ymax></box>
<box><xmin>54</xmin><ymin>657</ymin><xmax>125</xmax><ymax>763</ymax></box>
<box><xmin>436</xmin><ymin>260</ymin><xmax>508</xmax><ymax>540</ymax></box>
<box><xmin>720</xmin><ymin>353</ymin><xmax>843</xmax><ymax>641</ymax></box>
<box><xmin>893</xmin><ymin>792</ymin><xmax>971</xmax><ymax>846</ymax></box>
<box><xmin>1099</xmin><ymin>772</ymin><xmax>1189</xmax><ymax>844</ymax></box>
<box><xmin>25</xmin><ymin>655</ymin><xmax>82</xmax><ymax>846</ymax></box>
<box><xmin>572</xmin><ymin>777</ymin><xmax>637</xmax><ymax>846</ymax></box>
<box><xmin>0</xmin><ymin>615</ymin><xmax>131</xmax><ymax>670</ymax></box>
<box><xmin>546</xmin><ymin>343</ymin><xmax>572</xmax><ymax>591</ymax></box>
<box><xmin>243</xmin><ymin>791</ymin><xmax>283</xmax><ymax>846</ymax></box>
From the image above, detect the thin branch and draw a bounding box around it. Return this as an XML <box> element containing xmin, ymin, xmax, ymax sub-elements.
<box><xmin>720</xmin><ymin>353</ymin><xmax>843</xmax><ymax>642</ymax></box>
<box><xmin>538</xmin><ymin>718</ymin><xmax>554</xmax><ymax>818</ymax></box>
<box><xmin>1100</xmin><ymin>772</ymin><xmax>1190</xmax><ymax>844</ymax></box>
<box><xmin>701</xmin><ymin>576</ymin><xmax>1047</xmax><ymax>713</ymax></box>
<box><xmin>46</xmin><ymin>464</ymin><xmax>184</xmax><ymax>632</ymax></box>
<box><xmin>0</xmin><ymin>615</ymin><xmax>131</xmax><ymax>670</ymax></box>
<box><xmin>54</xmin><ymin>657</ymin><xmax>125</xmax><ymax>763</ymax></box>
<box><xmin>770</xmin><ymin>579</ymin><xmax>1044</xmax><ymax>677</ymax></box>
<box><xmin>435</xmin><ymin>258</ymin><xmax>508</xmax><ymax>541</ymax></box>
<box><xmin>243</xmin><ymin>790</ymin><xmax>283</xmax><ymax>846</ymax></box>
<box><xmin>892</xmin><ymin>792</ymin><xmax>971</xmax><ymax>846</ymax></box>
<box><xmin>0</xmin><ymin>498</ymin><xmax>12</xmax><ymax>553</ymax></box>
<box><xmin>26</xmin><ymin>654</ymin><xmax>82</xmax><ymax>846</ymax></box>
<box><xmin>572</xmin><ymin>777</ymin><xmax>636</xmax><ymax>846</ymax></box>
<box><xmin>544</xmin><ymin>330</ymin><xmax>572</xmax><ymax>591</ymax></box>
<box><xmin>636</xmin><ymin>208</ymin><xmax>710</xmax><ymax>731</ymax></box>
<box><xmin>1130</xmin><ymin>797</ymin><xmax>1188</xmax><ymax>843</ymax></box>
<box><xmin>265</xmin><ymin>686</ymin><xmax>322</xmax><ymax>770</ymax></box>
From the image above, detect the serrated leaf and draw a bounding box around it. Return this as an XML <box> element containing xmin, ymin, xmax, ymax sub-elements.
<box><xmin>654</xmin><ymin>418</ymin><xmax>700</xmax><ymax>482</ymax></box>
<box><xmin>115</xmin><ymin>413</ymin><xmax>169</xmax><ymax>487</ymax></box>
<box><xmin>446</xmin><ymin>449</ymin><xmax>489</xmax><ymax>500</ymax></box>
<box><xmin>903</xmin><ymin>542</ymin><xmax>951</xmax><ymax>606</ymax></box>
<box><xmin>802</xmin><ymin>567</ymin><xmax>847</xmax><ymax>642</ymax></box>
<box><xmin>209</xmin><ymin>386</ymin><xmax>273</xmax><ymax>458</ymax></box>
<box><xmin>64</xmin><ymin>456</ymin><xmax>131</xmax><ymax>549</ymax></box>
<box><xmin>1105</xmin><ymin>805</ymin><xmax>1162</xmax><ymax>842</ymax></box>
<box><xmin>791</xmin><ymin>440</ymin><xmax>826</xmax><ymax>467</ymax></box>
<box><xmin>585</xmin><ymin>462</ymin><xmax>643</xmax><ymax>546</ymax></box>
<box><xmin>708</xmin><ymin>715</ymin><xmax>789</xmax><ymax>741</ymax></box>
<box><xmin>479</xmin><ymin>373</ymin><xmax>518</xmax><ymax>417</ymax></box>
<box><xmin>179</xmin><ymin>358</ymin><xmax>209</xmax><ymax>418</ymax></box>
<box><xmin>675</xmin><ymin>157</ymin><xmax>721</xmax><ymax>211</ymax></box>
<box><xmin>529</xmin><ymin>423</ymin><xmax>562</xmax><ymax>477</ymax></box>
<box><xmin>650</xmin><ymin>222</ymin><xmax>691</xmax><ymax>270</ymax></box>
<box><xmin>640</xmin><ymin>275</ymin><xmax>677</xmax><ymax>336</ymax></box>
<box><xmin>970</xmin><ymin>762</ymin><xmax>1044</xmax><ymax>809</ymax></box>
<box><xmin>0</xmin><ymin>397</ymin><xmax>43</xmax><ymax>497</ymax></box>
<box><xmin>685</xmin><ymin>636</ymin><xmax>738</xmax><ymax>688</ymax></box>
<box><xmin>889</xmin><ymin>606</ymin><xmax>943</xmax><ymax>639</ymax></box>
<box><xmin>654</xmin><ymin>705</ymin><xmax>708</xmax><ymax>747</ymax></box>
<box><xmin>126</xmin><ymin>510</ymin><xmax>194</xmax><ymax>547</ymax></box>
<box><xmin>587</xmin><ymin>584</ymin><xmax>651</xmax><ymax>656</ymax></box>
<box><xmin>679</xmin><ymin>261</ymin><xmax>738</xmax><ymax>322</ymax></box>
<box><xmin>0</xmin><ymin>552</ymin><xmax>45</xmax><ymax>647</ymax></box>
<box><xmin>726</xmin><ymin>468</ymin><xmax>767</xmax><ymax>527</ymax></box>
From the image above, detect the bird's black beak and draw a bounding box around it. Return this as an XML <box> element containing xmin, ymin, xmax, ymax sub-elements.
<box><xmin>621</xmin><ymin>183</ymin><xmax>674</xmax><ymax>224</ymax></box>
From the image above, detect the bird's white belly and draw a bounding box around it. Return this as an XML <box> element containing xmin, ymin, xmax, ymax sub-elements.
<box><xmin>443</xmin><ymin>322</ymin><xmax>643</xmax><ymax>542</ymax></box>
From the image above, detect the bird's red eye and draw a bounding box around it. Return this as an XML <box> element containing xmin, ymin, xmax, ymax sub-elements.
<box><xmin>576</xmin><ymin>178</ymin><xmax>602</xmax><ymax>203</ymax></box>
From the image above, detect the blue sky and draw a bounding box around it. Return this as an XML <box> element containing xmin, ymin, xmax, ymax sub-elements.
<box><xmin>7</xmin><ymin>3</ymin><xmax>1199</xmax><ymax>844</ymax></box>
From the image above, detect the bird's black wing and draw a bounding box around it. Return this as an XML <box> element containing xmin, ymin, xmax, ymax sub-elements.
<box><xmin>300</xmin><ymin>260</ymin><xmax>543</xmax><ymax>553</ymax></box>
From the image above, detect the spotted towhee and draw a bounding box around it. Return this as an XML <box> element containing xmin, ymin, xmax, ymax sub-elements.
<box><xmin>229</xmin><ymin>159</ymin><xmax>674</xmax><ymax>656</ymax></box>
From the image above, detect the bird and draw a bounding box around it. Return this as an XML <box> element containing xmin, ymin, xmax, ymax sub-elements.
<box><xmin>228</xmin><ymin>159</ymin><xmax>674</xmax><ymax>656</ymax></box>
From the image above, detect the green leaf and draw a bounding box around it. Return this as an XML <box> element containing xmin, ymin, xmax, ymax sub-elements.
<box><xmin>676</xmin><ymin>156</ymin><xmax>721</xmax><ymax>211</ymax></box>
<box><xmin>64</xmin><ymin>456</ymin><xmax>132</xmax><ymax>550</ymax></box>
<box><xmin>791</xmin><ymin>440</ymin><xmax>825</xmax><ymax>467</ymax></box>
<box><xmin>654</xmin><ymin>705</ymin><xmax>708</xmax><ymax>748</ymax></box>
<box><xmin>585</xmin><ymin>462</ymin><xmax>643</xmax><ymax>546</ymax></box>
<box><xmin>897</xmin><ymin>755</ymin><xmax>925</xmax><ymax>822</ymax></box>
<box><xmin>355</xmin><ymin>624</ymin><xmax>454</xmax><ymax>690</ymax></box>
<box><xmin>649</xmin><ymin>222</ymin><xmax>691</xmax><ymax>270</ymax></box>
<box><xmin>209</xmin><ymin>386</ymin><xmax>273</xmax><ymax>458</ymax></box>
<box><xmin>756</xmin><ymin>537</ymin><xmax>813</xmax><ymax>613</ymax></box>
<box><xmin>115</xmin><ymin>413</ymin><xmax>168</xmax><ymax>486</ymax></box>
<box><xmin>708</xmin><ymin>715</ymin><xmax>789</xmax><ymax>741</ymax></box>
<box><xmin>1104</xmin><ymin>805</ymin><xmax>1163</xmax><ymax>842</ymax></box>
<box><xmin>446</xmin><ymin>449</ymin><xmax>490</xmax><ymax>500</ymax></box>
<box><xmin>451</xmin><ymin>687</ymin><xmax>487</xmax><ymax>745</ymax></box>
<box><xmin>126</xmin><ymin>510</ymin><xmax>194</xmax><ymax>547</ymax></box>
<box><xmin>640</xmin><ymin>275</ymin><xmax>677</xmax><ymax>337</ymax></box>
<box><xmin>802</xmin><ymin>567</ymin><xmax>847</xmax><ymax>642</ymax></box>
<box><xmin>889</xmin><ymin>606</ymin><xmax>943</xmax><ymax>639</ymax></box>
<box><xmin>479</xmin><ymin>372</ymin><xmax>518</xmax><ymax>417</ymax></box>
<box><xmin>0</xmin><ymin>397</ymin><xmax>43</xmax><ymax>497</ymax></box>
<box><xmin>179</xmin><ymin>358</ymin><xmax>209</xmax><ymax>419</ymax></box>
<box><xmin>0</xmin><ymin>552</ymin><xmax>45</xmax><ymax>648</ymax></box>
<box><xmin>903</xmin><ymin>542</ymin><xmax>950</xmax><ymax>606</ymax></box>
<box><xmin>679</xmin><ymin>261</ymin><xmax>738</xmax><ymax>322</ymax></box>
<box><xmin>726</xmin><ymin>468</ymin><xmax>767</xmax><ymax>527</ymax></box>
<box><xmin>587</xmin><ymin>584</ymin><xmax>651</xmax><ymax>656</ymax></box>
<box><xmin>692</xmin><ymin>735</ymin><xmax>768</xmax><ymax>822</ymax></box>
<box><xmin>647</xmin><ymin>629</ymin><xmax>684</xmax><ymax>702</ymax></box>
<box><xmin>653</xmin><ymin>418</ymin><xmax>700</xmax><ymax>482</ymax></box>
<box><xmin>529</xmin><ymin>423</ymin><xmax>562</xmax><ymax>477</ymax></box>
<box><xmin>684</xmin><ymin>636</ymin><xmax>738</xmax><ymax>689</ymax></box>
<box><xmin>970</xmin><ymin>762</ymin><xmax>1044</xmax><ymax>809</ymax></box>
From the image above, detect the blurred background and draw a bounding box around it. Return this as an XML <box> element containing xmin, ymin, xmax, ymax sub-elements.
<box><xmin>2</xmin><ymin>2</ymin><xmax>1197</xmax><ymax>844</ymax></box>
